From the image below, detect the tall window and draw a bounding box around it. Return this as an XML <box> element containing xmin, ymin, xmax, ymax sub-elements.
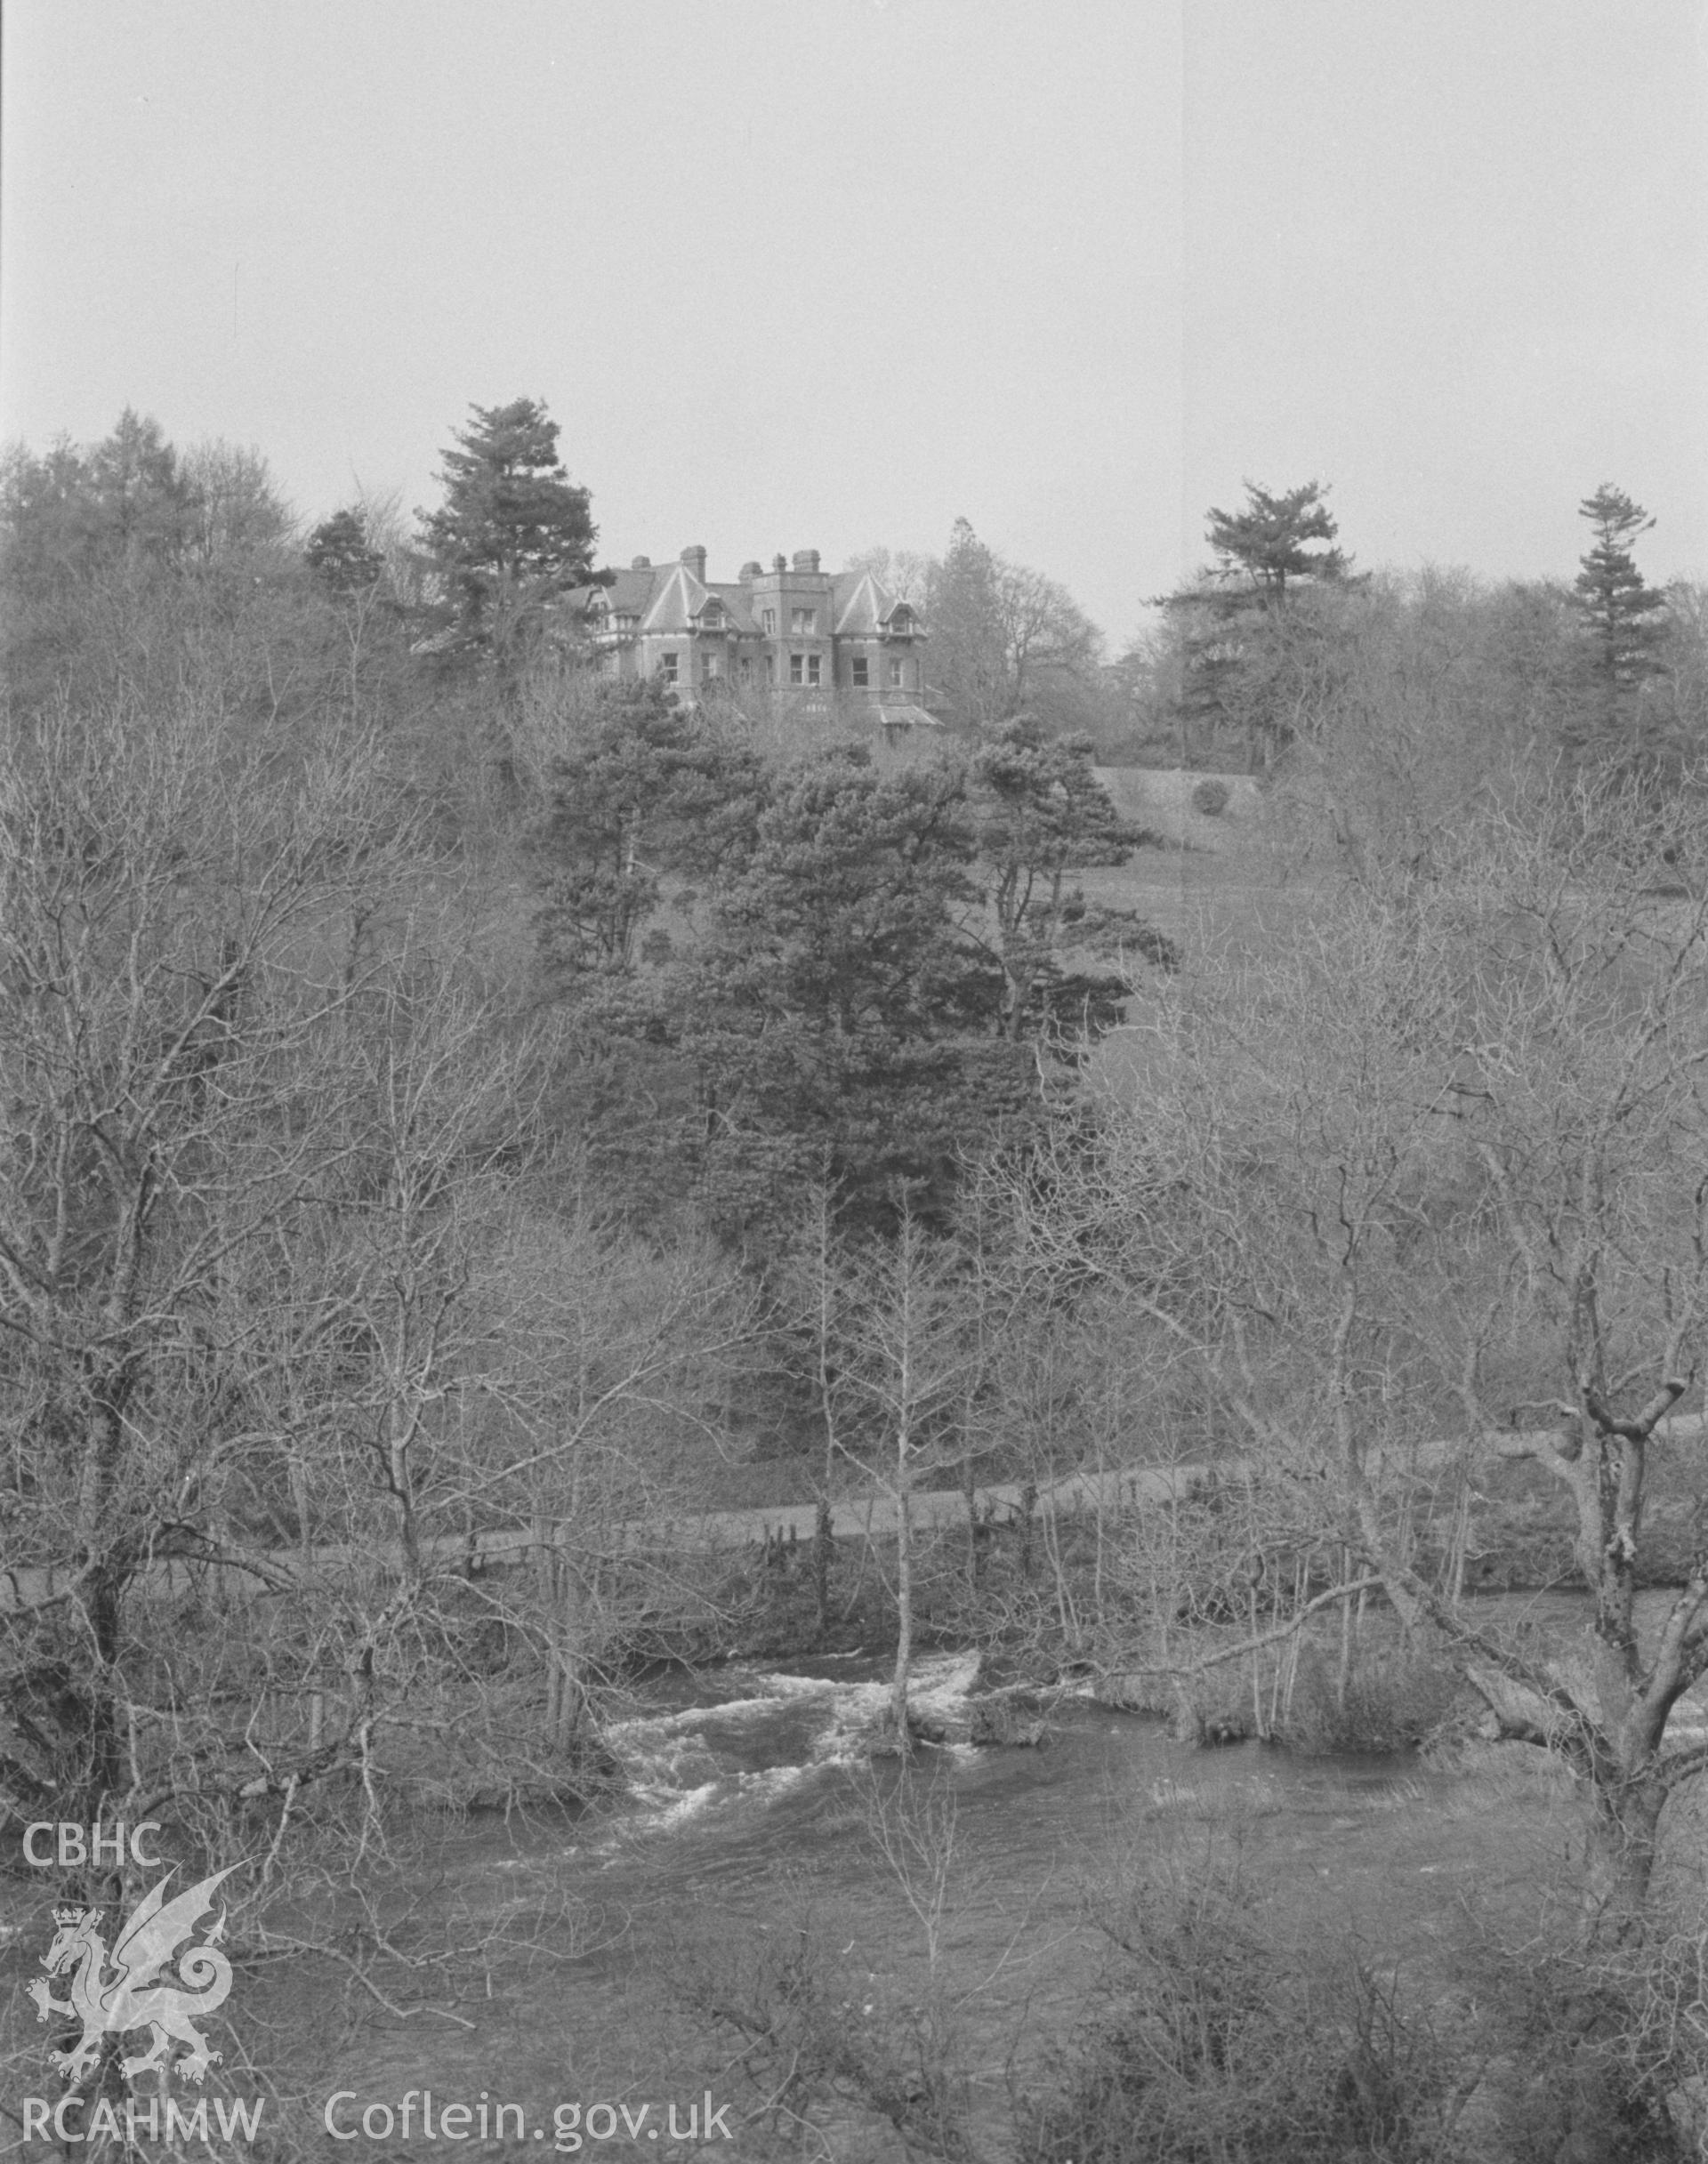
<box><xmin>808</xmin><ymin>653</ymin><xmax>821</xmax><ymax>687</ymax></box>
<box><xmin>661</xmin><ymin>653</ymin><xmax>680</xmax><ymax>683</ymax></box>
<box><xmin>789</xmin><ymin>653</ymin><xmax>805</xmax><ymax>685</ymax></box>
<box><xmin>850</xmin><ymin>656</ymin><xmax>869</xmax><ymax>688</ymax></box>
<box><xmin>761</xmin><ymin>608</ymin><xmax>776</xmax><ymax>633</ymax></box>
<box><xmin>887</xmin><ymin>656</ymin><xmax>904</xmax><ymax>689</ymax></box>
<box><xmin>791</xmin><ymin>607</ymin><xmax>817</xmax><ymax>635</ymax></box>
<box><xmin>702</xmin><ymin>652</ymin><xmax>721</xmax><ymax>680</ymax></box>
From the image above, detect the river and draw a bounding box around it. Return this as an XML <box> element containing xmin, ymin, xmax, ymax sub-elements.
<box><xmin>293</xmin><ymin>1638</ymin><xmax>1602</xmax><ymax>2160</ymax></box>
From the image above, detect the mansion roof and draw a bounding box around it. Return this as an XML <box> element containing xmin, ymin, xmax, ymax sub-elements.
<box><xmin>562</xmin><ymin>551</ymin><xmax>922</xmax><ymax>641</ymax></box>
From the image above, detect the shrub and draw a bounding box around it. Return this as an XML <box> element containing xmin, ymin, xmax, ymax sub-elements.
<box><xmin>1277</xmin><ymin>1636</ymin><xmax>1462</xmax><ymax>1756</ymax></box>
<box><xmin>1019</xmin><ymin>1854</ymin><xmax>1440</xmax><ymax>2161</ymax></box>
<box><xmin>1191</xmin><ymin>776</ymin><xmax>1231</xmax><ymax>817</ymax></box>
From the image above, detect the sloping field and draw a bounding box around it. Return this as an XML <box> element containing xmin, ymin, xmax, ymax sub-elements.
<box><xmin>1084</xmin><ymin>768</ymin><xmax>1336</xmax><ymax>1111</ymax></box>
<box><xmin>1090</xmin><ymin>766</ymin><xmax>1333</xmax><ymax>965</ymax></box>
<box><xmin>1098</xmin><ymin>764</ymin><xmax>1265</xmax><ymax>846</ymax></box>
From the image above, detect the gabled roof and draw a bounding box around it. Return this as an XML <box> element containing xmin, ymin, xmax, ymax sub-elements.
<box><xmin>831</xmin><ymin>569</ymin><xmax>921</xmax><ymax>636</ymax></box>
<box><xmin>567</xmin><ymin>555</ymin><xmax>915</xmax><ymax>640</ymax></box>
<box><xmin>831</xmin><ymin>571</ymin><xmax>886</xmax><ymax>635</ymax></box>
<box><xmin>704</xmin><ymin>582</ymin><xmax>760</xmax><ymax>633</ymax></box>
<box><xmin>568</xmin><ymin>565</ymin><xmax>657</xmax><ymax>619</ymax></box>
<box><xmin>639</xmin><ymin>563</ymin><xmax>702</xmax><ymax>633</ymax></box>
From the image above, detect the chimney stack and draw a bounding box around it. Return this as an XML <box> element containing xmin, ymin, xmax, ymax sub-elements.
<box><xmin>738</xmin><ymin>560</ymin><xmax>762</xmax><ymax>583</ymax></box>
<box><xmin>681</xmin><ymin>545</ymin><xmax>708</xmax><ymax>581</ymax></box>
<box><xmin>631</xmin><ymin>555</ymin><xmax>651</xmax><ymax>570</ymax></box>
<box><xmin>792</xmin><ymin>549</ymin><xmax>821</xmax><ymax>574</ymax></box>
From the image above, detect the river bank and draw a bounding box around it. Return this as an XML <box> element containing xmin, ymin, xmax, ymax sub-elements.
<box><xmin>19</xmin><ymin>1648</ymin><xmax>1690</xmax><ymax>2162</ymax></box>
<box><xmin>10</xmin><ymin>1466</ymin><xmax>1708</xmax><ymax>2158</ymax></box>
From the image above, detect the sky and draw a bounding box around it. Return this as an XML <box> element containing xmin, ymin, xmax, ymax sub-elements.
<box><xmin>2</xmin><ymin>1</ymin><xmax>1704</xmax><ymax>649</ymax></box>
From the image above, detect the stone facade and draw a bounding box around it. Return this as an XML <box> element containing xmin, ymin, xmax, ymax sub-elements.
<box><xmin>562</xmin><ymin>546</ymin><xmax>930</xmax><ymax>719</ymax></box>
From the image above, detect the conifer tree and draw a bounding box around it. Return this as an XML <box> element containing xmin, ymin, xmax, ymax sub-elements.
<box><xmin>305</xmin><ymin>506</ymin><xmax>385</xmax><ymax>596</ymax></box>
<box><xmin>1574</xmin><ymin>483</ymin><xmax>1667</xmax><ymax>707</ymax></box>
<box><xmin>1164</xmin><ymin>480</ymin><xmax>1355</xmax><ymax>770</ymax></box>
<box><xmin>923</xmin><ymin>519</ymin><xmax>1102</xmax><ymax>734</ymax></box>
<box><xmin>418</xmin><ymin>398</ymin><xmax>597</xmax><ymax>676</ymax></box>
<box><xmin>1205</xmin><ymin>479</ymin><xmax>1347</xmax><ymax>599</ymax></box>
<box><xmin>968</xmin><ymin>720</ymin><xmax>1176</xmax><ymax>1039</ymax></box>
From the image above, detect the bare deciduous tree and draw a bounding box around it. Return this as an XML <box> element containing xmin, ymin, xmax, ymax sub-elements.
<box><xmin>1003</xmin><ymin>779</ymin><xmax>1708</xmax><ymax>1941</ymax></box>
<box><xmin>788</xmin><ymin>1203</ymin><xmax>996</xmax><ymax>1738</ymax></box>
<box><xmin>0</xmin><ymin>688</ymin><xmax>752</xmax><ymax>1854</ymax></box>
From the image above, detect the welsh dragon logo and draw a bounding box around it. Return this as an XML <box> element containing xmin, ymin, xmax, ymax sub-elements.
<box><xmin>28</xmin><ymin>1866</ymin><xmax>237</xmax><ymax>2087</ymax></box>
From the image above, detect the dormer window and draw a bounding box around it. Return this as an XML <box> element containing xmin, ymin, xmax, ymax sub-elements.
<box><xmin>699</xmin><ymin>603</ymin><xmax>723</xmax><ymax>630</ymax></box>
<box><xmin>887</xmin><ymin>607</ymin><xmax>914</xmax><ymax>637</ymax></box>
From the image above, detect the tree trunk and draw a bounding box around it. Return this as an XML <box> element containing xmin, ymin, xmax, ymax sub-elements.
<box><xmin>389</xmin><ymin>1404</ymin><xmax>421</xmax><ymax>1587</ymax></box>
<box><xmin>73</xmin><ymin>1387</ymin><xmax>132</xmax><ymax>1808</ymax></box>
<box><xmin>1583</xmin><ymin>1774</ymin><xmax>1665</xmax><ymax>1947</ymax></box>
<box><xmin>814</xmin><ymin>1493</ymin><xmax>834</xmax><ymax>1643</ymax></box>
<box><xmin>536</xmin><ymin>1516</ymin><xmax>586</xmax><ymax>1751</ymax></box>
<box><xmin>891</xmin><ymin>1486</ymin><xmax>914</xmax><ymax>1742</ymax></box>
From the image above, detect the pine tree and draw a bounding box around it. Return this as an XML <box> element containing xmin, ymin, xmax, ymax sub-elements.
<box><xmin>1205</xmin><ymin>480</ymin><xmax>1346</xmax><ymax>599</ymax></box>
<box><xmin>1573</xmin><ymin>484</ymin><xmax>1667</xmax><ymax>709</ymax></box>
<box><xmin>1164</xmin><ymin>480</ymin><xmax>1354</xmax><ymax>770</ymax></box>
<box><xmin>305</xmin><ymin>507</ymin><xmax>385</xmax><ymax>597</ymax></box>
<box><xmin>533</xmin><ymin>680</ymin><xmax>765</xmax><ymax>981</ymax></box>
<box><xmin>417</xmin><ymin>398</ymin><xmax>597</xmax><ymax>675</ymax></box>
<box><xmin>578</xmin><ymin>744</ymin><xmax>1042</xmax><ymax>1236</ymax></box>
<box><xmin>968</xmin><ymin>720</ymin><xmax>1176</xmax><ymax>1040</ymax></box>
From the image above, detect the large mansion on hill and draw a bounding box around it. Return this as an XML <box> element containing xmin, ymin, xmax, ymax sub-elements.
<box><xmin>563</xmin><ymin>546</ymin><xmax>931</xmax><ymax>720</ymax></box>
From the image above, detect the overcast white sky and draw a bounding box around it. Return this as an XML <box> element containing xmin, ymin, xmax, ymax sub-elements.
<box><xmin>2</xmin><ymin>1</ymin><xmax>1703</xmax><ymax>648</ymax></box>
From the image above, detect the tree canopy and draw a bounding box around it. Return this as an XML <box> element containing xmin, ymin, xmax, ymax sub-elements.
<box><xmin>0</xmin><ymin>410</ymin><xmax>291</xmax><ymax>600</ymax></box>
<box><xmin>1205</xmin><ymin>479</ymin><xmax>1348</xmax><ymax>598</ymax></box>
<box><xmin>305</xmin><ymin>505</ymin><xmax>386</xmax><ymax>596</ymax></box>
<box><xmin>967</xmin><ymin>720</ymin><xmax>1175</xmax><ymax>1040</ymax></box>
<box><xmin>533</xmin><ymin>679</ymin><xmax>765</xmax><ymax>981</ymax></box>
<box><xmin>527</xmin><ymin>687</ymin><xmax>1180</xmax><ymax>1236</ymax></box>
<box><xmin>1574</xmin><ymin>483</ymin><xmax>1667</xmax><ymax>705</ymax></box>
<box><xmin>1156</xmin><ymin>480</ymin><xmax>1358</xmax><ymax>771</ymax></box>
<box><xmin>417</xmin><ymin>397</ymin><xmax>598</xmax><ymax>673</ymax></box>
<box><xmin>922</xmin><ymin>519</ymin><xmax>1103</xmax><ymax>733</ymax></box>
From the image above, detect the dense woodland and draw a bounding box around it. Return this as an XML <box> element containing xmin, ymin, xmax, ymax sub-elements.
<box><xmin>6</xmin><ymin>400</ymin><xmax>1708</xmax><ymax>2154</ymax></box>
